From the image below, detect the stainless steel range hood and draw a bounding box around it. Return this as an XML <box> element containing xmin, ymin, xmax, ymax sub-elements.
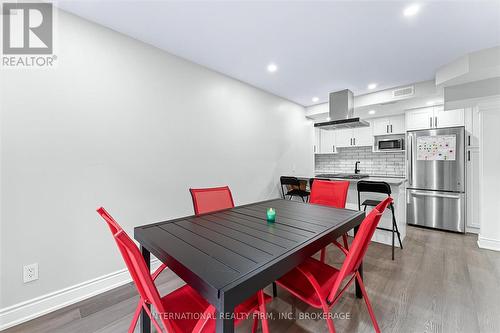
<box><xmin>314</xmin><ymin>89</ymin><xmax>369</xmax><ymax>130</ymax></box>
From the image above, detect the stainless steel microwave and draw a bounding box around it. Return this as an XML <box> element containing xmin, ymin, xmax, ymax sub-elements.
<box><xmin>378</xmin><ymin>138</ymin><xmax>404</xmax><ymax>151</ymax></box>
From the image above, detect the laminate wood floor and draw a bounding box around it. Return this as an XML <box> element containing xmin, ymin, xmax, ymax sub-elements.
<box><xmin>5</xmin><ymin>226</ymin><xmax>500</xmax><ymax>333</ymax></box>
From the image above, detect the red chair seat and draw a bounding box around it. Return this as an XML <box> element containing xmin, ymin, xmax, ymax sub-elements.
<box><xmin>277</xmin><ymin>257</ymin><xmax>340</xmax><ymax>308</ymax></box>
<box><xmin>162</xmin><ymin>284</ymin><xmax>272</xmax><ymax>333</ymax></box>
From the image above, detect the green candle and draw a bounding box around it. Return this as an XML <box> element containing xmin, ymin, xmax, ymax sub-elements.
<box><xmin>266</xmin><ymin>208</ymin><xmax>276</xmax><ymax>222</ymax></box>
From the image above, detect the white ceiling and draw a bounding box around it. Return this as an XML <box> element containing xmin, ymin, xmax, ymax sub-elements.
<box><xmin>57</xmin><ymin>1</ymin><xmax>500</xmax><ymax>106</ymax></box>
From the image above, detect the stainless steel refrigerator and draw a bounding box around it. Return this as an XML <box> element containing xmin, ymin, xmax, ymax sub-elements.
<box><xmin>406</xmin><ymin>127</ymin><xmax>466</xmax><ymax>233</ymax></box>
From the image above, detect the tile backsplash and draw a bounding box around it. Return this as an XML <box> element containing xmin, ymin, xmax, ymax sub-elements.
<box><xmin>315</xmin><ymin>147</ymin><xmax>406</xmax><ymax>177</ymax></box>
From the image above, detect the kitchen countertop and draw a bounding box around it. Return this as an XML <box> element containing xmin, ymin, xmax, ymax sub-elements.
<box><xmin>296</xmin><ymin>173</ymin><xmax>406</xmax><ymax>186</ymax></box>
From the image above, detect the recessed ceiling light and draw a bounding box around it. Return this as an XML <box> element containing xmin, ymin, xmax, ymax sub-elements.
<box><xmin>267</xmin><ymin>63</ymin><xmax>278</xmax><ymax>73</ymax></box>
<box><xmin>326</xmin><ymin>116</ymin><xmax>331</xmax><ymax>121</ymax></box>
<box><xmin>312</xmin><ymin>97</ymin><xmax>319</xmax><ymax>103</ymax></box>
<box><xmin>368</xmin><ymin>110</ymin><xmax>376</xmax><ymax>115</ymax></box>
<box><xmin>403</xmin><ymin>4</ymin><xmax>420</xmax><ymax>17</ymax></box>
<box><xmin>367</xmin><ymin>83</ymin><xmax>377</xmax><ymax>90</ymax></box>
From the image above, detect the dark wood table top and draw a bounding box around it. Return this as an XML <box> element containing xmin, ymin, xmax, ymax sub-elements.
<box><xmin>134</xmin><ymin>198</ymin><xmax>365</xmax><ymax>316</ymax></box>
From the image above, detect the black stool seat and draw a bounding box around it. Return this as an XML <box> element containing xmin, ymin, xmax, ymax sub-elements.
<box><xmin>361</xmin><ymin>199</ymin><xmax>384</xmax><ymax>207</ymax></box>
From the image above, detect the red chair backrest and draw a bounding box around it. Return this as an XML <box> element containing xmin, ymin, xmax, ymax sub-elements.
<box><xmin>96</xmin><ymin>208</ymin><xmax>172</xmax><ymax>331</ymax></box>
<box><xmin>327</xmin><ymin>197</ymin><xmax>393</xmax><ymax>303</ymax></box>
<box><xmin>309</xmin><ymin>180</ymin><xmax>349</xmax><ymax>208</ymax></box>
<box><xmin>189</xmin><ymin>186</ymin><xmax>235</xmax><ymax>215</ymax></box>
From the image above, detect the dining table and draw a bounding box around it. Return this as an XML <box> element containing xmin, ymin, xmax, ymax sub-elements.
<box><xmin>134</xmin><ymin>198</ymin><xmax>365</xmax><ymax>333</ymax></box>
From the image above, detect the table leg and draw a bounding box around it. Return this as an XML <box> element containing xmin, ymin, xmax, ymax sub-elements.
<box><xmin>140</xmin><ymin>246</ymin><xmax>151</xmax><ymax>333</ymax></box>
<box><xmin>216</xmin><ymin>299</ymin><xmax>234</xmax><ymax>333</ymax></box>
<box><xmin>353</xmin><ymin>226</ymin><xmax>363</xmax><ymax>299</ymax></box>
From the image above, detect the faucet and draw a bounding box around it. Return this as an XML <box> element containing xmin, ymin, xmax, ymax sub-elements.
<box><xmin>354</xmin><ymin>161</ymin><xmax>361</xmax><ymax>174</ymax></box>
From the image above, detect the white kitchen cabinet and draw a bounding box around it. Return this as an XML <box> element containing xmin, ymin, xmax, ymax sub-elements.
<box><xmin>465</xmin><ymin>106</ymin><xmax>480</xmax><ymax>148</ymax></box>
<box><xmin>334</xmin><ymin>123</ymin><xmax>373</xmax><ymax>148</ymax></box>
<box><xmin>406</xmin><ymin>107</ymin><xmax>434</xmax><ymax>131</ymax></box>
<box><xmin>466</xmin><ymin>147</ymin><xmax>480</xmax><ymax>230</ymax></box>
<box><xmin>406</xmin><ymin>106</ymin><xmax>464</xmax><ymax>131</ymax></box>
<box><xmin>372</xmin><ymin>115</ymin><xmax>405</xmax><ymax>135</ymax></box>
<box><xmin>372</xmin><ymin>118</ymin><xmax>391</xmax><ymax>136</ymax></box>
<box><xmin>434</xmin><ymin>107</ymin><xmax>464</xmax><ymax>128</ymax></box>
<box><xmin>319</xmin><ymin>129</ymin><xmax>336</xmax><ymax>153</ymax></box>
<box><xmin>313</xmin><ymin>127</ymin><xmax>320</xmax><ymax>153</ymax></box>
<box><xmin>390</xmin><ymin>115</ymin><xmax>405</xmax><ymax>134</ymax></box>
<box><xmin>353</xmin><ymin>126</ymin><xmax>373</xmax><ymax>146</ymax></box>
<box><xmin>335</xmin><ymin>128</ymin><xmax>353</xmax><ymax>148</ymax></box>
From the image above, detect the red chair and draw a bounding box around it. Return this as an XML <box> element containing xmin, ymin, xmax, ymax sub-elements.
<box><xmin>189</xmin><ymin>186</ymin><xmax>235</xmax><ymax>215</ymax></box>
<box><xmin>309</xmin><ymin>180</ymin><xmax>350</xmax><ymax>262</ymax></box>
<box><xmin>97</xmin><ymin>207</ymin><xmax>271</xmax><ymax>333</ymax></box>
<box><xmin>276</xmin><ymin>197</ymin><xmax>393</xmax><ymax>333</ymax></box>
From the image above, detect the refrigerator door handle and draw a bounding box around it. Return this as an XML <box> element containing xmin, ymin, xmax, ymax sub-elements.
<box><xmin>411</xmin><ymin>191</ymin><xmax>461</xmax><ymax>199</ymax></box>
<box><xmin>408</xmin><ymin>134</ymin><xmax>413</xmax><ymax>185</ymax></box>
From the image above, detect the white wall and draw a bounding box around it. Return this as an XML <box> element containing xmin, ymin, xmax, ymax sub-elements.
<box><xmin>0</xmin><ymin>8</ymin><xmax>313</xmax><ymax>318</ymax></box>
<box><xmin>477</xmin><ymin>97</ymin><xmax>500</xmax><ymax>251</ymax></box>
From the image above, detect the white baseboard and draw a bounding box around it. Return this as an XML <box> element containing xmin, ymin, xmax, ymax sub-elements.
<box><xmin>0</xmin><ymin>259</ymin><xmax>161</xmax><ymax>331</ymax></box>
<box><xmin>477</xmin><ymin>235</ymin><xmax>500</xmax><ymax>252</ymax></box>
<box><xmin>466</xmin><ymin>225</ymin><xmax>480</xmax><ymax>234</ymax></box>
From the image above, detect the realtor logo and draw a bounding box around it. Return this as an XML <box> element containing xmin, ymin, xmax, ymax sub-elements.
<box><xmin>2</xmin><ymin>1</ymin><xmax>56</xmax><ymax>67</ymax></box>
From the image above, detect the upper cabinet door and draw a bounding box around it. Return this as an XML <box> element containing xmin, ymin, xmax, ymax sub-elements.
<box><xmin>466</xmin><ymin>106</ymin><xmax>480</xmax><ymax>148</ymax></box>
<box><xmin>353</xmin><ymin>124</ymin><xmax>373</xmax><ymax>147</ymax></box>
<box><xmin>435</xmin><ymin>107</ymin><xmax>464</xmax><ymax>129</ymax></box>
<box><xmin>389</xmin><ymin>115</ymin><xmax>405</xmax><ymax>134</ymax></box>
<box><xmin>319</xmin><ymin>129</ymin><xmax>336</xmax><ymax>153</ymax></box>
<box><xmin>335</xmin><ymin>128</ymin><xmax>353</xmax><ymax>148</ymax></box>
<box><xmin>313</xmin><ymin>127</ymin><xmax>321</xmax><ymax>153</ymax></box>
<box><xmin>406</xmin><ymin>107</ymin><xmax>434</xmax><ymax>131</ymax></box>
<box><xmin>372</xmin><ymin>117</ymin><xmax>391</xmax><ymax>136</ymax></box>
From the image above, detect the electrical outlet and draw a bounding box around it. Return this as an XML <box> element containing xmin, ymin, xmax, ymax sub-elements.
<box><xmin>23</xmin><ymin>263</ymin><xmax>39</xmax><ymax>283</ymax></box>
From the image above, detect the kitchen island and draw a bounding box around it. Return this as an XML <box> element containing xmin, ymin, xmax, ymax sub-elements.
<box><xmin>297</xmin><ymin>174</ymin><xmax>406</xmax><ymax>247</ymax></box>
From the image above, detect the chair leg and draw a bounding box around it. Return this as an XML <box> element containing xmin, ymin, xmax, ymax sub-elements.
<box><xmin>342</xmin><ymin>234</ymin><xmax>349</xmax><ymax>250</ymax></box>
<box><xmin>391</xmin><ymin>216</ymin><xmax>395</xmax><ymax>261</ymax></box>
<box><xmin>301</xmin><ymin>196</ymin><xmax>305</xmax><ymax>202</ymax></box>
<box><xmin>128</xmin><ymin>302</ymin><xmax>143</xmax><ymax>333</ymax></box>
<box><xmin>320</xmin><ymin>247</ymin><xmax>326</xmax><ymax>263</ymax></box>
<box><xmin>258</xmin><ymin>290</ymin><xmax>270</xmax><ymax>333</ymax></box>
<box><xmin>390</xmin><ymin>204</ymin><xmax>403</xmax><ymax>250</ymax></box>
<box><xmin>395</xmin><ymin>224</ymin><xmax>403</xmax><ymax>250</ymax></box>
<box><xmin>321</xmin><ymin>303</ymin><xmax>336</xmax><ymax>333</ymax></box>
<box><xmin>251</xmin><ymin>316</ymin><xmax>259</xmax><ymax>333</ymax></box>
<box><xmin>355</xmin><ymin>272</ymin><xmax>381</xmax><ymax>333</ymax></box>
<box><xmin>141</xmin><ymin>303</ymin><xmax>164</xmax><ymax>333</ymax></box>
<box><xmin>272</xmin><ymin>282</ymin><xmax>278</xmax><ymax>297</ymax></box>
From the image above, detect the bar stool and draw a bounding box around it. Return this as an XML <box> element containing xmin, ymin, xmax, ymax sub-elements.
<box><xmin>280</xmin><ymin>176</ymin><xmax>310</xmax><ymax>202</ymax></box>
<box><xmin>357</xmin><ymin>180</ymin><xmax>403</xmax><ymax>260</ymax></box>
